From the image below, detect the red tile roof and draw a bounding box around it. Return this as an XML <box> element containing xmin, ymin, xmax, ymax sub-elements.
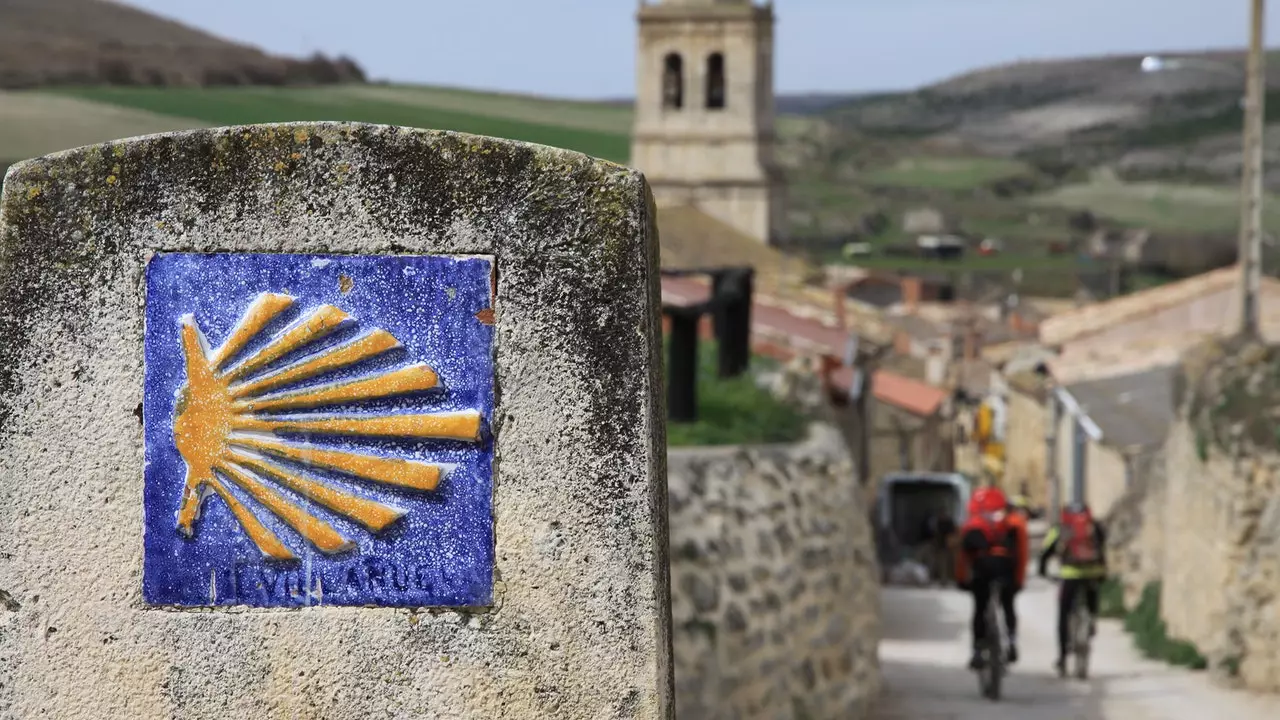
<box><xmin>659</xmin><ymin>275</ymin><xmax>712</xmax><ymax>308</ymax></box>
<box><xmin>874</xmin><ymin>372</ymin><xmax>947</xmax><ymax>416</ymax></box>
<box><xmin>661</xmin><ymin>276</ymin><xmax>849</xmax><ymax>352</ymax></box>
<box><xmin>828</xmin><ymin>366</ymin><xmax>948</xmax><ymax>417</ymax></box>
<box><xmin>659</xmin><ymin>276</ymin><xmax>948</xmax><ymax>416</ymax></box>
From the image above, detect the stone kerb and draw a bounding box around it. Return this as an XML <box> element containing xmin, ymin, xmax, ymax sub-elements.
<box><xmin>0</xmin><ymin>123</ymin><xmax>673</xmax><ymax>719</ymax></box>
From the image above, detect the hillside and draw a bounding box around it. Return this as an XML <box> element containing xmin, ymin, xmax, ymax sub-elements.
<box><xmin>1</xmin><ymin>10</ymin><xmax>1274</xmax><ymax>299</ymax></box>
<box><xmin>823</xmin><ymin>48</ymin><xmax>1280</xmax><ymax>185</ymax></box>
<box><xmin>773</xmin><ymin>47</ymin><xmax>1280</xmax><ymax>292</ymax></box>
<box><xmin>0</xmin><ymin>85</ymin><xmax>635</xmax><ymax>188</ymax></box>
<box><xmin>0</xmin><ymin>0</ymin><xmax>364</xmax><ymax>88</ymax></box>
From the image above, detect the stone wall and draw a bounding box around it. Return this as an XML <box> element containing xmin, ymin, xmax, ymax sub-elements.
<box><xmin>1158</xmin><ymin>421</ymin><xmax>1240</xmax><ymax>660</ymax></box>
<box><xmin>1101</xmin><ymin>447</ymin><xmax>1165</xmax><ymax>610</ymax></box>
<box><xmin>1107</xmin><ymin>340</ymin><xmax>1280</xmax><ymax>691</ymax></box>
<box><xmin>667</xmin><ymin>424</ymin><xmax>881</xmax><ymax>719</ymax></box>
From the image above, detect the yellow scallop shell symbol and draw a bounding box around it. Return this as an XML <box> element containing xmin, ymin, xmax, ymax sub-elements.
<box><xmin>171</xmin><ymin>291</ymin><xmax>482</xmax><ymax>560</ymax></box>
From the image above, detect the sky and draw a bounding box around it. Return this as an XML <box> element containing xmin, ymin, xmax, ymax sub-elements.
<box><xmin>125</xmin><ymin>0</ymin><xmax>1269</xmax><ymax>99</ymax></box>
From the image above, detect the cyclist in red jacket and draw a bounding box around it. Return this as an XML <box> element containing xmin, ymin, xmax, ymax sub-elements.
<box><xmin>955</xmin><ymin>486</ymin><xmax>1028</xmax><ymax>669</ymax></box>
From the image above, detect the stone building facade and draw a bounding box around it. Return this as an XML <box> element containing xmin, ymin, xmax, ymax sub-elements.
<box><xmin>1001</xmin><ymin>380</ymin><xmax>1048</xmax><ymax>507</ymax></box>
<box><xmin>631</xmin><ymin>0</ymin><xmax>786</xmax><ymax>244</ymax></box>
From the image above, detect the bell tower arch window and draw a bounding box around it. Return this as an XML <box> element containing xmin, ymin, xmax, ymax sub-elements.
<box><xmin>706</xmin><ymin>52</ymin><xmax>726</xmax><ymax>109</ymax></box>
<box><xmin>662</xmin><ymin>53</ymin><xmax>684</xmax><ymax>109</ymax></box>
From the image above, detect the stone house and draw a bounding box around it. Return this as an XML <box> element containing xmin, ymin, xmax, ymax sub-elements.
<box><xmin>1036</xmin><ymin>265</ymin><xmax>1280</xmax><ymax>518</ymax></box>
<box><xmin>1050</xmin><ymin>364</ymin><xmax>1176</xmax><ymax>519</ymax></box>
<box><xmin>1034</xmin><ymin>265</ymin><xmax>1280</xmax><ymax>518</ymax></box>
<box><xmin>959</xmin><ymin>342</ymin><xmax>1055</xmax><ymax>506</ymax></box>
<box><xmin>1000</xmin><ymin>370</ymin><xmax>1051</xmax><ymax>509</ymax></box>
<box><xmin>836</xmin><ymin>273</ymin><xmax>954</xmax><ymax>314</ymax></box>
<box><xmin>865</xmin><ymin>371</ymin><xmax>952</xmax><ymax>483</ymax></box>
<box><xmin>825</xmin><ymin>351</ymin><xmax>954</xmax><ymax>484</ymax></box>
<box><xmin>884</xmin><ymin>313</ymin><xmax>952</xmax><ymax>387</ymax></box>
<box><xmin>901</xmin><ymin>206</ymin><xmax>953</xmax><ymax>235</ymax></box>
<box><xmin>1084</xmin><ymin>227</ymin><xmax>1151</xmax><ymax>264</ymax></box>
<box><xmin>1040</xmin><ymin>264</ymin><xmax>1280</xmax><ymax>359</ymax></box>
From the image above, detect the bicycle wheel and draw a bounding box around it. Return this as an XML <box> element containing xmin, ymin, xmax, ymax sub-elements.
<box><xmin>982</xmin><ymin>590</ymin><xmax>1004</xmax><ymax>700</ymax></box>
<box><xmin>1072</xmin><ymin>603</ymin><xmax>1091</xmax><ymax>679</ymax></box>
<box><xmin>976</xmin><ymin>634</ymin><xmax>992</xmax><ymax>696</ymax></box>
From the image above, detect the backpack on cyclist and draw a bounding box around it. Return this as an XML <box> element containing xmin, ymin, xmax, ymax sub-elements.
<box><xmin>969</xmin><ymin>510</ymin><xmax>1014</xmax><ymax>557</ymax></box>
<box><xmin>1059</xmin><ymin>506</ymin><xmax>1100</xmax><ymax>566</ymax></box>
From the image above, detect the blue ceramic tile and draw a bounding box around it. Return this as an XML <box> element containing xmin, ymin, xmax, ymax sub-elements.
<box><xmin>142</xmin><ymin>253</ymin><xmax>495</xmax><ymax>608</ymax></box>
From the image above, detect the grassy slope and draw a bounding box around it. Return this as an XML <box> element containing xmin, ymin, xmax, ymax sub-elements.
<box><xmin>47</xmin><ymin>85</ymin><xmax>818</xmax><ymax>164</ymax></box>
<box><xmin>51</xmin><ymin>85</ymin><xmax>633</xmax><ymax>163</ymax></box>
<box><xmin>333</xmin><ymin>85</ymin><xmax>633</xmax><ymax>135</ymax></box>
<box><xmin>666</xmin><ymin>343</ymin><xmax>808</xmax><ymax>447</ymax></box>
<box><xmin>864</xmin><ymin>156</ymin><xmax>1031</xmax><ymax>190</ymax></box>
<box><xmin>1030</xmin><ymin>179</ymin><xmax>1280</xmax><ymax>234</ymax></box>
<box><xmin>789</xmin><ymin>129</ymin><xmax>1259</xmax><ymax>279</ymax></box>
<box><xmin>16</xmin><ymin>78</ymin><xmax>1256</xmax><ymax>287</ymax></box>
<box><xmin>0</xmin><ymin>90</ymin><xmax>208</xmax><ymax>168</ymax></box>
<box><xmin>787</xmin><ymin>50</ymin><xmax>1280</xmax><ymax>279</ymax></box>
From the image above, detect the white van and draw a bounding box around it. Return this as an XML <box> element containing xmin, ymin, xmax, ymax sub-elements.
<box><xmin>873</xmin><ymin>471</ymin><xmax>974</xmax><ymax>579</ymax></box>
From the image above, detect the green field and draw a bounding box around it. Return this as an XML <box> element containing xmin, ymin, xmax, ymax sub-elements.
<box><xmin>834</xmin><ymin>253</ymin><xmax>1080</xmax><ymax>272</ymax></box>
<box><xmin>4</xmin><ymin>82</ymin><xmax>1258</xmax><ymax>294</ymax></box>
<box><xmin>42</xmin><ymin>85</ymin><xmax>633</xmax><ymax>163</ymax></box>
<box><xmin>0</xmin><ymin>90</ymin><xmax>208</xmax><ymax>167</ymax></box>
<box><xmin>1030</xmin><ymin>179</ymin><xmax>1280</xmax><ymax>234</ymax></box>
<box><xmin>863</xmin><ymin>156</ymin><xmax>1032</xmax><ymax>190</ymax></box>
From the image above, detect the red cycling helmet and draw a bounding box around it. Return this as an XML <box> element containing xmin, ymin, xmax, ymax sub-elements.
<box><xmin>970</xmin><ymin>487</ymin><xmax>1009</xmax><ymax>515</ymax></box>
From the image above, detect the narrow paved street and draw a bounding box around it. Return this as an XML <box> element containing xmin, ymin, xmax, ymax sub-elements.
<box><xmin>876</xmin><ymin>577</ymin><xmax>1280</xmax><ymax>719</ymax></box>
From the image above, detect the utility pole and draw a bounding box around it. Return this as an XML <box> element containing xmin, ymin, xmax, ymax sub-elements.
<box><xmin>851</xmin><ymin>343</ymin><xmax>888</xmax><ymax>487</ymax></box>
<box><xmin>1239</xmin><ymin>0</ymin><xmax>1266</xmax><ymax>337</ymax></box>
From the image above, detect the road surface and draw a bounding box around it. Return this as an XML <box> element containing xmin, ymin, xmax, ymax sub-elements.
<box><xmin>875</xmin><ymin>576</ymin><xmax>1280</xmax><ymax>719</ymax></box>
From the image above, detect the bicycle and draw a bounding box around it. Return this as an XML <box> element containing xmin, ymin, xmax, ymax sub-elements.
<box><xmin>974</xmin><ymin>578</ymin><xmax>1007</xmax><ymax>701</ymax></box>
<box><xmin>1059</xmin><ymin>577</ymin><xmax>1097</xmax><ymax>680</ymax></box>
<box><xmin>1064</xmin><ymin>573</ymin><xmax>1095</xmax><ymax>676</ymax></box>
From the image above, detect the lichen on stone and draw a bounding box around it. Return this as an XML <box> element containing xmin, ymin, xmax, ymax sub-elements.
<box><xmin>1184</xmin><ymin>336</ymin><xmax>1280</xmax><ymax>457</ymax></box>
<box><xmin>0</xmin><ymin>121</ymin><xmax>670</xmax><ymax>718</ymax></box>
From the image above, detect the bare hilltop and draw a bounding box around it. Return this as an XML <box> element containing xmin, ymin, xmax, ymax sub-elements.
<box><xmin>0</xmin><ymin>0</ymin><xmax>365</xmax><ymax>88</ymax></box>
<box><xmin>821</xmin><ymin>49</ymin><xmax>1280</xmax><ymax>188</ymax></box>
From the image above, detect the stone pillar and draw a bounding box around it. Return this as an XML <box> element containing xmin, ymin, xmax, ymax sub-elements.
<box><xmin>667</xmin><ymin>308</ymin><xmax>701</xmax><ymax>421</ymax></box>
<box><xmin>0</xmin><ymin>123</ymin><xmax>673</xmax><ymax>719</ymax></box>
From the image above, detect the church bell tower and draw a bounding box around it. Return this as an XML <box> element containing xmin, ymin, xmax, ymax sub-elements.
<box><xmin>631</xmin><ymin>0</ymin><xmax>786</xmax><ymax>245</ymax></box>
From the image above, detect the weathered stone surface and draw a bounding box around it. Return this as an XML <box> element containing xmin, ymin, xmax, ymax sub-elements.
<box><xmin>1104</xmin><ymin>446</ymin><xmax>1167</xmax><ymax>610</ymax></box>
<box><xmin>0</xmin><ymin>123</ymin><xmax>672</xmax><ymax>718</ymax></box>
<box><xmin>667</xmin><ymin>421</ymin><xmax>880</xmax><ymax>720</ymax></box>
<box><xmin>1109</xmin><ymin>342</ymin><xmax>1280</xmax><ymax>691</ymax></box>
